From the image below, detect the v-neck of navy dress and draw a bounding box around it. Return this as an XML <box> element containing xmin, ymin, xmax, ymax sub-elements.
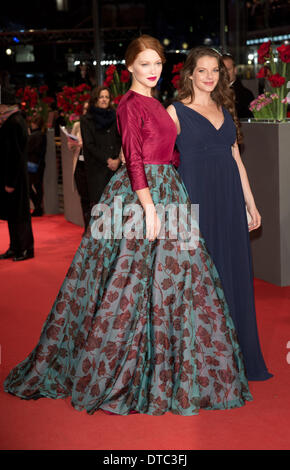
<box><xmin>173</xmin><ymin>101</ymin><xmax>273</xmax><ymax>381</ymax></box>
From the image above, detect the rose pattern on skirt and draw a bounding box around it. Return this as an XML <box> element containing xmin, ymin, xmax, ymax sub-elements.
<box><xmin>4</xmin><ymin>164</ymin><xmax>253</xmax><ymax>415</ymax></box>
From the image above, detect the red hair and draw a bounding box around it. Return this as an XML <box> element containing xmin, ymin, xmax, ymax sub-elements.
<box><xmin>125</xmin><ymin>35</ymin><xmax>166</xmax><ymax>68</ymax></box>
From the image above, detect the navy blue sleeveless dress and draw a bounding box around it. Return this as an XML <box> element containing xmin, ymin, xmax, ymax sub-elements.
<box><xmin>173</xmin><ymin>101</ymin><xmax>272</xmax><ymax>381</ymax></box>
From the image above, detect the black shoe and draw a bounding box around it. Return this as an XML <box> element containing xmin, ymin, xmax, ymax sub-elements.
<box><xmin>31</xmin><ymin>209</ymin><xmax>43</xmax><ymax>217</ymax></box>
<box><xmin>12</xmin><ymin>250</ymin><xmax>34</xmax><ymax>262</ymax></box>
<box><xmin>0</xmin><ymin>249</ymin><xmax>16</xmax><ymax>259</ymax></box>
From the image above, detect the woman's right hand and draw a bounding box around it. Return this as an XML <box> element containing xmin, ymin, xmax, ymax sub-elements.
<box><xmin>67</xmin><ymin>136</ymin><xmax>80</xmax><ymax>150</ymax></box>
<box><xmin>145</xmin><ymin>205</ymin><xmax>161</xmax><ymax>241</ymax></box>
<box><xmin>5</xmin><ymin>186</ymin><xmax>15</xmax><ymax>193</ymax></box>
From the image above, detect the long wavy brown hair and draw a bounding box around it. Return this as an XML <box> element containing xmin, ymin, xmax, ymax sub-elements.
<box><xmin>89</xmin><ymin>85</ymin><xmax>114</xmax><ymax>110</ymax></box>
<box><xmin>178</xmin><ymin>47</ymin><xmax>242</xmax><ymax>143</ymax></box>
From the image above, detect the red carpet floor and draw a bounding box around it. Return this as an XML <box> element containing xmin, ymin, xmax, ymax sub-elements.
<box><xmin>0</xmin><ymin>215</ymin><xmax>289</xmax><ymax>450</ymax></box>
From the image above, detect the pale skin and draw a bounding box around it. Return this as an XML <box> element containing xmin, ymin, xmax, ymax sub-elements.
<box><xmin>223</xmin><ymin>57</ymin><xmax>237</xmax><ymax>84</ymax></box>
<box><xmin>126</xmin><ymin>48</ymin><xmax>163</xmax><ymax>241</ymax></box>
<box><xmin>167</xmin><ymin>55</ymin><xmax>261</xmax><ymax>232</ymax></box>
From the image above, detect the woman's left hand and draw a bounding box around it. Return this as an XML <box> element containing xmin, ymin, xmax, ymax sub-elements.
<box><xmin>247</xmin><ymin>204</ymin><xmax>261</xmax><ymax>231</ymax></box>
<box><xmin>67</xmin><ymin>136</ymin><xmax>80</xmax><ymax>150</ymax></box>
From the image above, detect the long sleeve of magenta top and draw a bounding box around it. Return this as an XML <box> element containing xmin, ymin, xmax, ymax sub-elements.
<box><xmin>116</xmin><ymin>90</ymin><xmax>178</xmax><ymax>191</ymax></box>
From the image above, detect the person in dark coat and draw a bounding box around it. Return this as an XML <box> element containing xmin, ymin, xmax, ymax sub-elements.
<box><xmin>0</xmin><ymin>89</ymin><xmax>34</xmax><ymax>261</ymax></box>
<box><xmin>222</xmin><ymin>54</ymin><xmax>255</xmax><ymax>119</ymax></box>
<box><xmin>27</xmin><ymin>115</ymin><xmax>47</xmax><ymax>216</ymax></box>
<box><xmin>54</xmin><ymin>109</ymin><xmax>66</xmax><ymax>137</ymax></box>
<box><xmin>80</xmin><ymin>86</ymin><xmax>122</xmax><ymax>208</ymax></box>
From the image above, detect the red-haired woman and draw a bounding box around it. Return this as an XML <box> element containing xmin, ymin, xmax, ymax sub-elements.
<box><xmin>167</xmin><ymin>47</ymin><xmax>272</xmax><ymax>381</ymax></box>
<box><xmin>4</xmin><ymin>36</ymin><xmax>253</xmax><ymax>415</ymax></box>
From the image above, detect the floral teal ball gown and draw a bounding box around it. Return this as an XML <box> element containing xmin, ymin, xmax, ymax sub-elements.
<box><xmin>4</xmin><ymin>90</ymin><xmax>252</xmax><ymax>415</ymax></box>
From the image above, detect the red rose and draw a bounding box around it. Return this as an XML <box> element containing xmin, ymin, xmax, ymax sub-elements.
<box><xmin>42</xmin><ymin>96</ymin><xmax>54</xmax><ymax>104</ymax></box>
<box><xmin>16</xmin><ymin>88</ymin><xmax>23</xmax><ymax>97</ymax></box>
<box><xmin>103</xmin><ymin>74</ymin><xmax>114</xmax><ymax>87</ymax></box>
<box><xmin>277</xmin><ymin>44</ymin><xmax>290</xmax><ymax>63</ymax></box>
<box><xmin>63</xmin><ymin>86</ymin><xmax>75</xmax><ymax>96</ymax></box>
<box><xmin>113</xmin><ymin>95</ymin><xmax>122</xmax><ymax>105</ymax></box>
<box><xmin>268</xmin><ymin>73</ymin><xmax>286</xmax><ymax>88</ymax></box>
<box><xmin>62</xmin><ymin>103</ymin><xmax>70</xmax><ymax>112</ymax></box>
<box><xmin>79</xmin><ymin>93</ymin><xmax>91</xmax><ymax>102</ymax></box>
<box><xmin>105</xmin><ymin>64</ymin><xmax>116</xmax><ymax>76</ymax></box>
<box><xmin>257</xmin><ymin>40</ymin><xmax>271</xmax><ymax>64</ymax></box>
<box><xmin>57</xmin><ymin>94</ymin><xmax>65</xmax><ymax>107</ymax></box>
<box><xmin>172</xmin><ymin>62</ymin><xmax>184</xmax><ymax>74</ymax></box>
<box><xmin>75</xmin><ymin>103</ymin><xmax>84</xmax><ymax>115</ymax></box>
<box><xmin>256</xmin><ymin>66</ymin><xmax>270</xmax><ymax>78</ymax></box>
<box><xmin>39</xmin><ymin>85</ymin><xmax>48</xmax><ymax>94</ymax></box>
<box><xmin>76</xmin><ymin>83</ymin><xmax>90</xmax><ymax>92</ymax></box>
<box><xmin>120</xmin><ymin>70</ymin><xmax>130</xmax><ymax>83</ymax></box>
<box><xmin>171</xmin><ymin>74</ymin><xmax>180</xmax><ymax>89</ymax></box>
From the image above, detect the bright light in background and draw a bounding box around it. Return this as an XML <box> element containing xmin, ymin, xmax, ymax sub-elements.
<box><xmin>163</xmin><ymin>38</ymin><xmax>170</xmax><ymax>46</ymax></box>
<box><xmin>100</xmin><ymin>60</ymin><xmax>125</xmax><ymax>66</ymax></box>
<box><xmin>6</xmin><ymin>48</ymin><xmax>12</xmax><ymax>55</ymax></box>
<box><xmin>204</xmin><ymin>37</ymin><xmax>213</xmax><ymax>46</ymax></box>
<box><xmin>248</xmin><ymin>53</ymin><xmax>254</xmax><ymax>61</ymax></box>
<box><xmin>56</xmin><ymin>0</ymin><xmax>68</xmax><ymax>11</ymax></box>
<box><xmin>182</xmin><ymin>42</ymin><xmax>188</xmax><ymax>50</ymax></box>
<box><xmin>247</xmin><ymin>34</ymin><xmax>290</xmax><ymax>45</ymax></box>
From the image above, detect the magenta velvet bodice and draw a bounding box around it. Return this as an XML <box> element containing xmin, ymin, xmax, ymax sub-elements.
<box><xmin>116</xmin><ymin>89</ymin><xmax>178</xmax><ymax>191</ymax></box>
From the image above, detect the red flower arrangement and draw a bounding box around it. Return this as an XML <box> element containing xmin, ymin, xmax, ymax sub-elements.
<box><xmin>256</xmin><ymin>65</ymin><xmax>271</xmax><ymax>79</ymax></box>
<box><xmin>120</xmin><ymin>70</ymin><xmax>130</xmax><ymax>83</ymax></box>
<box><xmin>103</xmin><ymin>64</ymin><xmax>131</xmax><ymax>106</ymax></box>
<box><xmin>103</xmin><ymin>64</ymin><xmax>116</xmax><ymax>87</ymax></box>
<box><xmin>56</xmin><ymin>83</ymin><xmax>91</xmax><ymax>125</ymax></box>
<box><xmin>277</xmin><ymin>44</ymin><xmax>290</xmax><ymax>63</ymax></box>
<box><xmin>171</xmin><ymin>62</ymin><xmax>184</xmax><ymax>90</ymax></box>
<box><xmin>255</xmin><ymin>41</ymin><xmax>290</xmax><ymax>120</ymax></box>
<box><xmin>257</xmin><ymin>40</ymin><xmax>271</xmax><ymax>64</ymax></box>
<box><xmin>16</xmin><ymin>86</ymin><xmax>38</xmax><ymax>111</ymax></box>
<box><xmin>172</xmin><ymin>62</ymin><xmax>184</xmax><ymax>75</ymax></box>
<box><xmin>15</xmin><ymin>85</ymin><xmax>55</xmax><ymax>124</ymax></box>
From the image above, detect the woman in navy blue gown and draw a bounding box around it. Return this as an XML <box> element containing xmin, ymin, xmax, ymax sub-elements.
<box><xmin>167</xmin><ymin>47</ymin><xmax>272</xmax><ymax>381</ymax></box>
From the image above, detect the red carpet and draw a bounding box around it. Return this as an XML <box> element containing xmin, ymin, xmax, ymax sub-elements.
<box><xmin>0</xmin><ymin>215</ymin><xmax>289</xmax><ymax>450</ymax></box>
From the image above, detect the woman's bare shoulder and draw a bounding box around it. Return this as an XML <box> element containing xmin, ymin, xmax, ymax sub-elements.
<box><xmin>166</xmin><ymin>103</ymin><xmax>181</xmax><ymax>133</ymax></box>
<box><xmin>166</xmin><ymin>103</ymin><xmax>178</xmax><ymax>117</ymax></box>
